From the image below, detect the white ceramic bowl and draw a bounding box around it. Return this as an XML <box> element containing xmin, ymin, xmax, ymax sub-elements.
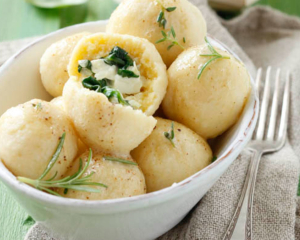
<box><xmin>0</xmin><ymin>20</ymin><xmax>258</xmax><ymax>240</ymax></box>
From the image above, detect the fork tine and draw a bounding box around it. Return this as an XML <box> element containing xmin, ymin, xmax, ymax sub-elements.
<box><xmin>266</xmin><ymin>69</ymin><xmax>281</xmax><ymax>141</ymax></box>
<box><xmin>255</xmin><ymin>66</ymin><xmax>272</xmax><ymax>140</ymax></box>
<box><xmin>278</xmin><ymin>71</ymin><xmax>290</xmax><ymax>142</ymax></box>
<box><xmin>255</xmin><ymin>68</ymin><xmax>262</xmax><ymax>98</ymax></box>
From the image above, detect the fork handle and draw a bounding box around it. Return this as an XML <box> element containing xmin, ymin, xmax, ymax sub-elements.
<box><xmin>222</xmin><ymin>150</ymin><xmax>262</xmax><ymax>240</ymax></box>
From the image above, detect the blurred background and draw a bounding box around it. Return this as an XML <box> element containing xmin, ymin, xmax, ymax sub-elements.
<box><xmin>0</xmin><ymin>0</ymin><xmax>299</xmax><ymax>42</ymax></box>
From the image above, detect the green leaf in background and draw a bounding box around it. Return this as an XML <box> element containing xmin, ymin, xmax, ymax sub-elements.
<box><xmin>85</xmin><ymin>0</ymin><xmax>118</xmax><ymax>22</ymax></box>
<box><xmin>23</xmin><ymin>216</ymin><xmax>36</xmax><ymax>226</ymax></box>
<box><xmin>0</xmin><ymin>0</ymin><xmax>118</xmax><ymax>42</ymax></box>
<box><xmin>255</xmin><ymin>0</ymin><xmax>300</xmax><ymax>18</ymax></box>
<box><xmin>215</xmin><ymin>0</ymin><xmax>300</xmax><ymax>20</ymax></box>
<box><xmin>59</xmin><ymin>3</ymin><xmax>88</xmax><ymax>28</ymax></box>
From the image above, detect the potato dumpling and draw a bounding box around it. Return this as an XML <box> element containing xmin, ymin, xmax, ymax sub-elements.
<box><xmin>68</xmin><ymin>32</ymin><xmax>167</xmax><ymax>116</ymax></box>
<box><xmin>58</xmin><ymin>150</ymin><xmax>146</xmax><ymax>200</ymax></box>
<box><xmin>40</xmin><ymin>32</ymin><xmax>89</xmax><ymax>97</ymax></box>
<box><xmin>162</xmin><ymin>44</ymin><xmax>251</xmax><ymax>139</ymax></box>
<box><xmin>106</xmin><ymin>0</ymin><xmax>207</xmax><ymax>67</ymax></box>
<box><xmin>63</xmin><ymin>77</ymin><xmax>157</xmax><ymax>155</ymax></box>
<box><xmin>131</xmin><ymin>118</ymin><xmax>212</xmax><ymax>192</ymax></box>
<box><xmin>0</xmin><ymin>99</ymin><xmax>78</xmax><ymax>179</ymax></box>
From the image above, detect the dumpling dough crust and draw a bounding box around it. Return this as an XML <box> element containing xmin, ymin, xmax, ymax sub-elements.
<box><xmin>0</xmin><ymin>99</ymin><xmax>78</xmax><ymax>179</ymax></box>
<box><xmin>106</xmin><ymin>0</ymin><xmax>207</xmax><ymax>67</ymax></box>
<box><xmin>68</xmin><ymin>32</ymin><xmax>168</xmax><ymax>116</ymax></box>
<box><xmin>50</xmin><ymin>96</ymin><xmax>88</xmax><ymax>156</ymax></box>
<box><xmin>162</xmin><ymin>45</ymin><xmax>251</xmax><ymax>139</ymax></box>
<box><xmin>58</xmin><ymin>150</ymin><xmax>146</xmax><ymax>200</ymax></box>
<box><xmin>63</xmin><ymin>77</ymin><xmax>157</xmax><ymax>155</ymax></box>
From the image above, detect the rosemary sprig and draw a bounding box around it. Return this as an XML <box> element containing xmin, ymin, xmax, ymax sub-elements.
<box><xmin>197</xmin><ymin>37</ymin><xmax>230</xmax><ymax>79</ymax></box>
<box><xmin>156</xmin><ymin>26</ymin><xmax>185</xmax><ymax>50</ymax></box>
<box><xmin>104</xmin><ymin>156</ymin><xmax>138</xmax><ymax>166</ymax></box>
<box><xmin>164</xmin><ymin>121</ymin><xmax>175</xmax><ymax>147</ymax></box>
<box><xmin>17</xmin><ymin>134</ymin><xmax>107</xmax><ymax>197</ymax></box>
<box><xmin>156</xmin><ymin>0</ymin><xmax>176</xmax><ymax>29</ymax></box>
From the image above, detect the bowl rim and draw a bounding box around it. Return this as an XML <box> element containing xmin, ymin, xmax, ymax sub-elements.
<box><xmin>0</xmin><ymin>20</ymin><xmax>259</xmax><ymax>210</ymax></box>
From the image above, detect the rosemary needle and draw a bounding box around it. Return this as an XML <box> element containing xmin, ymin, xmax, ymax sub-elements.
<box><xmin>155</xmin><ymin>27</ymin><xmax>185</xmax><ymax>50</ymax></box>
<box><xmin>164</xmin><ymin>121</ymin><xmax>175</xmax><ymax>147</ymax></box>
<box><xmin>104</xmin><ymin>156</ymin><xmax>138</xmax><ymax>166</ymax></box>
<box><xmin>197</xmin><ymin>37</ymin><xmax>230</xmax><ymax>79</ymax></box>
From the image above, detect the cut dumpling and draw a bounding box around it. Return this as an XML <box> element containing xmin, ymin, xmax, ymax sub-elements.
<box><xmin>131</xmin><ymin>118</ymin><xmax>212</xmax><ymax>192</ymax></box>
<box><xmin>57</xmin><ymin>150</ymin><xmax>146</xmax><ymax>200</ymax></box>
<box><xmin>67</xmin><ymin>32</ymin><xmax>168</xmax><ymax>116</ymax></box>
<box><xmin>106</xmin><ymin>0</ymin><xmax>206</xmax><ymax>67</ymax></box>
<box><xmin>40</xmin><ymin>32</ymin><xmax>90</xmax><ymax>97</ymax></box>
<box><xmin>0</xmin><ymin>99</ymin><xmax>78</xmax><ymax>179</ymax></box>
<box><xmin>63</xmin><ymin>77</ymin><xmax>157</xmax><ymax>155</ymax></box>
<box><xmin>162</xmin><ymin>44</ymin><xmax>251</xmax><ymax>139</ymax></box>
<box><xmin>64</xmin><ymin>33</ymin><xmax>167</xmax><ymax>154</ymax></box>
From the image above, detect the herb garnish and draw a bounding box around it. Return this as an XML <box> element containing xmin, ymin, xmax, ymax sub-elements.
<box><xmin>117</xmin><ymin>69</ymin><xmax>139</xmax><ymax>78</ymax></box>
<box><xmin>17</xmin><ymin>133</ymin><xmax>107</xmax><ymax>197</ymax></box>
<box><xmin>156</xmin><ymin>26</ymin><xmax>185</xmax><ymax>50</ymax></box>
<box><xmin>104</xmin><ymin>156</ymin><xmax>138</xmax><ymax>166</ymax></box>
<box><xmin>164</xmin><ymin>121</ymin><xmax>175</xmax><ymax>147</ymax></box>
<box><xmin>212</xmin><ymin>156</ymin><xmax>217</xmax><ymax>162</ymax></box>
<box><xmin>82</xmin><ymin>76</ymin><xmax>130</xmax><ymax>106</ymax></box>
<box><xmin>101</xmin><ymin>86</ymin><xmax>130</xmax><ymax>106</ymax></box>
<box><xmin>32</xmin><ymin>102</ymin><xmax>42</xmax><ymax>110</ymax></box>
<box><xmin>101</xmin><ymin>46</ymin><xmax>138</xmax><ymax>78</ymax></box>
<box><xmin>82</xmin><ymin>76</ymin><xmax>110</xmax><ymax>92</ymax></box>
<box><xmin>197</xmin><ymin>37</ymin><xmax>230</xmax><ymax>79</ymax></box>
<box><xmin>78</xmin><ymin>60</ymin><xmax>92</xmax><ymax>73</ymax></box>
<box><xmin>156</xmin><ymin>0</ymin><xmax>176</xmax><ymax>29</ymax></box>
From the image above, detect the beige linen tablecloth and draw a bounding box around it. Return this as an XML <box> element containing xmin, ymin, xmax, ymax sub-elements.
<box><xmin>0</xmin><ymin>1</ymin><xmax>299</xmax><ymax>239</ymax></box>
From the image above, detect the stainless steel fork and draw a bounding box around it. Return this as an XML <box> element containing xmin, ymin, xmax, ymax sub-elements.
<box><xmin>222</xmin><ymin>67</ymin><xmax>291</xmax><ymax>240</ymax></box>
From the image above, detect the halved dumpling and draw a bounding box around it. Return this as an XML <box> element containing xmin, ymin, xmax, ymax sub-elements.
<box><xmin>67</xmin><ymin>32</ymin><xmax>168</xmax><ymax>116</ymax></box>
<box><xmin>63</xmin><ymin>77</ymin><xmax>157</xmax><ymax>155</ymax></box>
<box><xmin>40</xmin><ymin>32</ymin><xmax>90</xmax><ymax>97</ymax></box>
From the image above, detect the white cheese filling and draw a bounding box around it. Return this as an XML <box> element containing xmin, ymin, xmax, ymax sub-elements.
<box><xmin>90</xmin><ymin>59</ymin><xmax>143</xmax><ymax>95</ymax></box>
